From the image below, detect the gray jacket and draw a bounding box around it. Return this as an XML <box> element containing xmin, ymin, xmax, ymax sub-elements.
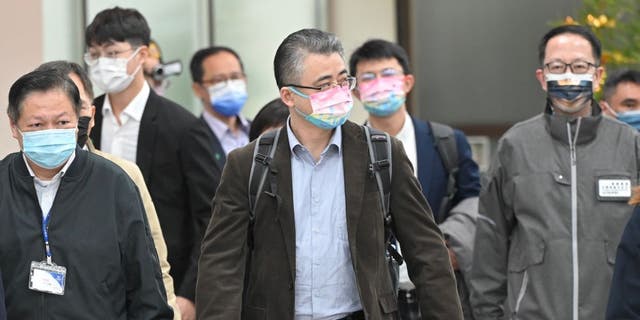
<box><xmin>470</xmin><ymin>105</ymin><xmax>640</xmax><ymax>320</ymax></box>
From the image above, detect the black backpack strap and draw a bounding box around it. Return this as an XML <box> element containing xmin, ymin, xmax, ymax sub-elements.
<box><xmin>429</xmin><ymin>121</ymin><xmax>459</xmax><ymax>221</ymax></box>
<box><xmin>363</xmin><ymin>126</ymin><xmax>403</xmax><ymax>266</ymax></box>
<box><xmin>247</xmin><ymin>128</ymin><xmax>281</xmax><ymax>249</ymax></box>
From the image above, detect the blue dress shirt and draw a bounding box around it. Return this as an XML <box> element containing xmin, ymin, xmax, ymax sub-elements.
<box><xmin>287</xmin><ymin>122</ymin><xmax>362</xmax><ymax>320</ymax></box>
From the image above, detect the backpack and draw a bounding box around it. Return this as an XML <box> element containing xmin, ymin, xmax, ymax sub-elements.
<box><xmin>428</xmin><ymin>121</ymin><xmax>459</xmax><ymax>222</ymax></box>
<box><xmin>247</xmin><ymin>126</ymin><xmax>404</xmax><ymax>289</ymax></box>
<box><xmin>246</xmin><ymin>123</ymin><xmax>459</xmax><ymax>292</ymax></box>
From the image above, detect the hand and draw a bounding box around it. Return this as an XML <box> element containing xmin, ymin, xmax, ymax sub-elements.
<box><xmin>445</xmin><ymin>240</ymin><xmax>459</xmax><ymax>271</ymax></box>
<box><xmin>176</xmin><ymin>296</ymin><xmax>196</xmax><ymax>320</ymax></box>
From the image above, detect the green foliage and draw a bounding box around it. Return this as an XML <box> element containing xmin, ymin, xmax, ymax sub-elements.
<box><xmin>561</xmin><ymin>0</ymin><xmax>640</xmax><ymax>69</ymax></box>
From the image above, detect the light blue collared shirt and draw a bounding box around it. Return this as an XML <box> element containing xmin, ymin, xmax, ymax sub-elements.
<box><xmin>202</xmin><ymin>111</ymin><xmax>250</xmax><ymax>155</ymax></box>
<box><xmin>287</xmin><ymin>122</ymin><xmax>362</xmax><ymax>320</ymax></box>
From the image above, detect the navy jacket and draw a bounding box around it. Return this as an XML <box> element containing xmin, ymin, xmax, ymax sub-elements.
<box><xmin>412</xmin><ymin>117</ymin><xmax>480</xmax><ymax>223</ymax></box>
<box><xmin>607</xmin><ymin>205</ymin><xmax>640</xmax><ymax>319</ymax></box>
<box><xmin>0</xmin><ymin>271</ymin><xmax>5</xmax><ymax>320</ymax></box>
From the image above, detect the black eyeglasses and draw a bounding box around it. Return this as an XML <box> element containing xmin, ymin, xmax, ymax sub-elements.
<box><xmin>285</xmin><ymin>76</ymin><xmax>357</xmax><ymax>92</ymax></box>
<box><xmin>544</xmin><ymin>60</ymin><xmax>597</xmax><ymax>74</ymax></box>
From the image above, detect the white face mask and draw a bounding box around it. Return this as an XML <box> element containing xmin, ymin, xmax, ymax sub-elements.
<box><xmin>89</xmin><ymin>47</ymin><xmax>141</xmax><ymax>93</ymax></box>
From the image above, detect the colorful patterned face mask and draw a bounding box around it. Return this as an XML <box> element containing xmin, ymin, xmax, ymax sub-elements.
<box><xmin>289</xmin><ymin>85</ymin><xmax>353</xmax><ymax>130</ymax></box>
<box><xmin>358</xmin><ymin>76</ymin><xmax>406</xmax><ymax>117</ymax></box>
<box><xmin>545</xmin><ymin>72</ymin><xmax>593</xmax><ymax>114</ymax></box>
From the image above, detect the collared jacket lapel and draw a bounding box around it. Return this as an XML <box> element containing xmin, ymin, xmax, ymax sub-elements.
<box><xmin>341</xmin><ymin>122</ymin><xmax>369</xmax><ymax>260</ymax></box>
<box><xmin>199</xmin><ymin>116</ymin><xmax>227</xmax><ymax>170</ymax></box>
<box><xmin>271</xmin><ymin>127</ymin><xmax>296</xmax><ymax>283</ymax></box>
<box><xmin>413</xmin><ymin>116</ymin><xmax>438</xmax><ymax>200</ymax></box>
<box><xmin>136</xmin><ymin>90</ymin><xmax>160</xmax><ymax>181</ymax></box>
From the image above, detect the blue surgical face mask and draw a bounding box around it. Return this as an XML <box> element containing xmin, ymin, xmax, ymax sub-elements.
<box><xmin>617</xmin><ymin>110</ymin><xmax>640</xmax><ymax>131</ymax></box>
<box><xmin>208</xmin><ymin>79</ymin><xmax>248</xmax><ymax>117</ymax></box>
<box><xmin>20</xmin><ymin>128</ymin><xmax>77</xmax><ymax>169</ymax></box>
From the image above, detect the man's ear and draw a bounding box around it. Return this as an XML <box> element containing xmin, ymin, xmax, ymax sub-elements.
<box><xmin>280</xmin><ymin>87</ymin><xmax>296</xmax><ymax>108</ymax></box>
<box><xmin>535</xmin><ymin>68</ymin><xmax>547</xmax><ymax>91</ymax></box>
<box><xmin>89</xmin><ymin>105</ymin><xmax>96</xmax><ymax>129</ymax></box>
<box><xmin>352</xmin><ymin>88</ymin><xmax>361</xmax><ymax>100</ymax></box>
<box><xmin>600</xmin><ymin>100</ymin><xmax>617</xmax><ymax>118</ymax></box>
<box><xmin>192</xmin><ymin>82</ymin><xmax>207</xmax><ymax>102</ymax></box>
<box><xmin>593</xmin><ymin>66</ymin><xmax>605</xmax><ymax>92</ymax></box>
<box><xmin>403</xmin><ymin>74</ymin><xmax>415</xmax><ymax>94</ymax></box>
<box><xmin>9</xmin><ymin>118</ymin><xmax>19</xmax><ymax>139</ymax></box>
<box><xmin>137</xmin><ymin>45</ymin><xmax>149</xmax><ymax>61</ymax></box>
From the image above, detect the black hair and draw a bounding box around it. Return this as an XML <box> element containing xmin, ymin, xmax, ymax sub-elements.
<box><xmin>189</xmin><ymin>46</ymin><xmax>245</xmax><ymax>82</ymax></box>
<box><xmin>602</xmin><ymin>68</ymin><xmax>640</xmax><ymax>102</ymax></box>
<box><xmin>538</xmin><ymin>25</ymin><xmax>601</xmax><ymax>65</ymax></box>
<box><xmin>35</xmin><ymin>60</ymin><xmax>94</xmax><ymax>100</ymax></box>
<box><xmin>85</xmin><ymin>7</ymin><xmax>151</xmax><ymax>47</ymax></box>
<box><xmin>249</xmin><ymin>98</ymin><xmax>290</xmax><ymax>141</ymax></box>
<box><xmin>274</xmin><ymin>28</ymin><xmax>343</xmax><ymax>89</ymax></box>
<box><xmin>7</xmin><ymin>70</ymin><xmax>81</xmax><ymax>123</ymax></box>
<box><xmin>349</xmin><ymin>39</ymin><xmax>412</xmax><ymax>76</ymax></box>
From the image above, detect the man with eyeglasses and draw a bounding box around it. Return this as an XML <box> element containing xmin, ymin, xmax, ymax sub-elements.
<box><xmin>350</xmin><ymin>39</ymin><xmax>481</xmax><ymax>319</ymax></box>
<box><xmin>196</xmin><ymin>28</ymin><xmax>463</xmax><ymax>319</ymax></box>
<box><xmin>469</xmin><ymin>25</ymin><xmax>640</xmax><ymax>320</ymax></box>
<box><xmin>84</xmin><ymin>7</ymin><xmax>220</xmax><ymax>320</ymax></box>
<box><xmin>190</xmin><ymin>46</ymin><xmax>251</xmax><ymax>169</ymax></box>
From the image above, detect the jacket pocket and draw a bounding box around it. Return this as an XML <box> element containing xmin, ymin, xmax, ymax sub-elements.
<box><xmin>507</xmin><ymin>239</ymin><xmax>545</xmax><ymax>273</ymax></box>
<box><xmin>243</xmin><ymin>305</ymin><xmax>266</xmax><ymax>320</ymax></box>
<box><xmin>507</xmin><ymin>239</ymin><xmax>544</xmax><ymax>318</ymax></box>
<box><xmin>378</xmin><ymin>291</ymin><xmax>398</xmax><ymax>314</ymax></box>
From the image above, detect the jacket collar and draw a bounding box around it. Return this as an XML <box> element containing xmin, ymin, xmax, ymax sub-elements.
<box><xmin>544</xmin><ymin>99</ymin><xmax>602</xmax><ymax>145</ymax></box>
<box><xmin>14</xmin><ymin>146</ymin><xmax>87</xmax><ymax>181</ymax></box>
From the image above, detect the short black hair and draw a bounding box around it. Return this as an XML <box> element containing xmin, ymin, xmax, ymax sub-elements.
<box><xmin>7</xmin><ymin>70</ymin><xmax>81</xmax><ymax>124</ymax></box>
<box><xmin>35</xmin><ymin>60</ymin><xmax>94</xmax><ymax>100</ymax></box>
<box><xmin>538</xmin><ymin>25</ymin><xmax>601</xmax><ymax>65</ymax></box>
<box><xmin>602</xmin><ymin>69</ymin><xmax>640</xmax><ymax>102</ymax></box>
<box><xmin>249</xmin><ymin>98</ymin><xmax>289</xmax><ymax>141</ymax></box>
<box><xmin>85</xmin><ymin>7</ymin><xmax>151</xmax><ymax>47</ymax></box>
<box><xmin>349</xmin><ymin>39</ymin><xmax>412</xmax><ymax>76</ymax></box>
<box><xmin>189</xmin><ymin>46</ymin><xmax>244</xmax><ymax>82</ymax></box>
<box><xmin>274</xmin><ymin>28</ymin><xmax>343</xmax><ymax>89</ymax></box>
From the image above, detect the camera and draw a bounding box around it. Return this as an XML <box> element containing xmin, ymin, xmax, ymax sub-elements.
<box><xmin>150</xmin><ymin>60</ymin><xmax>182</xmax><ymax>81</ymax></box>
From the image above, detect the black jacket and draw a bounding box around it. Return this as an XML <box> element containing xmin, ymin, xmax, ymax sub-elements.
<box><xmin>607</xmin><ymin>205</ymin><xmax>640</xmax><ymax>319</ymax></box>
<box><xmin>0</xmin><ymin>149</ymin><xmax>173</xmax><ymax>319</ymax></box>
<box><xmin>0</xmin><ymin>271</ymin><xmax>5</xmax><ymax>320</ymax></box>
<box><xmin>91</xmin><ymin>90</ymin><xmax>221</xmax><ymax>300</ymax></box>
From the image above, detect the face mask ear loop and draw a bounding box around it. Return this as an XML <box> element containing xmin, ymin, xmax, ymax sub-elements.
<box><xmin>288</xmin><ymin>86</ymin><xmax>309</xmax><ymax>99</ymax></box>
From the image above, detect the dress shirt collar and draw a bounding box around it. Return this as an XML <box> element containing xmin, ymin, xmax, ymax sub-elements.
<box><xmin>102</xmin><ymin>81</ymin><xmax>150</xmax><ymax>122</ymax></box>
<box><xmin>23</xmin><ymin>151</ymin><xmax>76</xmax><ymax>184</ymax></box>
<box><xmin>202</xmin><ymin>110</ymin><xmax>250</xmax><ymax>138</ymax></box>
<box><xmin>286</xmin><ymin>118</ymin><xmax>343</xmax><ymax>157</ymax></box>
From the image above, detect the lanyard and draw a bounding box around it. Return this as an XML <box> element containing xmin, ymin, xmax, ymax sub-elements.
<box><xmin>42</xmin><ymin>213</ymin><xmax>52</xmax><ymax>264</ymax></box>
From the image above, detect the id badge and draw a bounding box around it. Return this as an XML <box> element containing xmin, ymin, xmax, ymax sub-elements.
<box><xmin>597</xmin><ymin>178</ymin><xmax>631</xmax><ymax>201</ymax></box>
<box><xmin>29</xmin><ymin>261</ymin><xmax>66</xmax><ymax>295</ymax></box>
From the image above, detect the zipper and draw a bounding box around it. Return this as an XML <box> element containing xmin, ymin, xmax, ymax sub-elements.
<box><xmin>566</xmin><ymin>118</ymin><xmax>581</xmax><ymax>320</ymax></box>
<box><xmin>513</xmin><ymin>270</ymin><xmax>529</xmax><ymax>318</ymax></box>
